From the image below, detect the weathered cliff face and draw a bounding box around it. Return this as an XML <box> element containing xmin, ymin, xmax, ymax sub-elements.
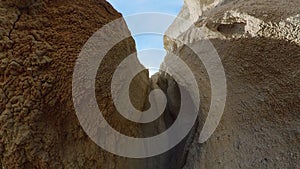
<box><xmin>166</xmin><ymin>0</ymin><xmax>233</xmax><ymax>40</ymax></box>
<box><xmin>1</xmin><ymin>0</ymin><xmax>299</xmax><ymax>168</ymax></box>
<box><xmin>183</xmin><ymin>0</ymin><xmax>231</xmax><ymax>22</ymax></box>
<box><xmin>0</xmin><ymin>0</ymin><xmax>150</xmax><ymax>168</ymax></box>
<box><xmin>162</xmin><ymin>0</ymin><xmax>300</xmax><ymax>168</ymax></box>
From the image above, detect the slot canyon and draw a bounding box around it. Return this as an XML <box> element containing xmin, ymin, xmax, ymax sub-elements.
<box><xmin>0</xmin><ymin>0</ymin><xmax>299</xmax><ymax>168</ymax></box>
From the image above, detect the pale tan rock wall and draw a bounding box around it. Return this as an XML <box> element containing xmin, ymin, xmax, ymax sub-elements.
<box><xmin>162</xmin><ymin>0</ymin><xmax>300</xmax><ymax>168</ymax></box>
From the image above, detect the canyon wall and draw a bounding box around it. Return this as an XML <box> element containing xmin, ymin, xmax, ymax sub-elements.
<box><xmin>0</xmin><ymin>0</ymin><xmax>150</xmax><ymax>168</ymax></box>
<box><xmin>162</xmin><ymin>0</ymin><xmax>300</xmax><ymax>168</ymax></box>
<box><xmin>0</xmin><ymin>0</ymin><xmax>299</xmax><ymax>169</ymax></box>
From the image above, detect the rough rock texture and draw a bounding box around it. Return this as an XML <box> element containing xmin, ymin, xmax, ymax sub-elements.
<box><xmin>162</xmin><ymin>0</ymin><xmax>300</xmax><ymax>168</ymax></box>
<box><xmin>166</xmin><ymin>0</ymin><xmax>233</xmax><ymax>39</ymax></box>
<box><xmin>0</xmin><ymin>0</ymin><xmax>150</xmax><ymax>168</ymax></box>
<box><xmin>1</xmin><ymin>0</ymin><xmax>299</xmax><ymax>168</ymax></box>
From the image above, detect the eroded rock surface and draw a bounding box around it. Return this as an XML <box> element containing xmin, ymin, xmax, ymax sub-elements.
<box><xmin>0</xmin><ymin>0</ymin><xmax>149</xmax><ymax>168</ymax></box>
<box><xmin>1</xmin><ymin>0</ymin><xmax>299</xmax><ymax>169</ymax></box>
<box><xmin>162</xmin><ymin>0</ymin><xmax>300</xmax><ymax>168</ymax></box>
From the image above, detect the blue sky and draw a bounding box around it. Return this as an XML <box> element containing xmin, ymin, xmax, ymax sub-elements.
<box><xmin>107</xmin><ymin>0</ymin><xmax>183</xmax><ymax>75</ymax></box>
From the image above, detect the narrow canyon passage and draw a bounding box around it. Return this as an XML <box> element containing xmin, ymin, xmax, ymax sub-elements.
<box><xmin>0</xmin><ymin>0</ymin><xmax>299</xmax><ymax>169</ymax></box>
<box><xmin>136</xmin><ymin>72</ymin><xmax>199</xmax><ymax>169</ymax></box>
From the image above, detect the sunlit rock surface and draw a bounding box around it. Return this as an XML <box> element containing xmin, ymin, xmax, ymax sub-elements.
<box><xmin>0</xmin><ymin>0</ymin><xmax>299</xmax><ymax>168</ymax></box>
<box><xmin>162</xmin><ymin>0</ymin><xmax>300</xmax><ymax>168</ymax></box>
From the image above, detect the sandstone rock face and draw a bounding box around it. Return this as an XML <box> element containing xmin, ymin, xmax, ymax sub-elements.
<box><xmin>1</xmin><ymin>0</ymin><xmax>299</xmax><ymax>168</ymax></box>
<box><xmin>0</xmin><ymin>0</ymin><xmax>149</xmax><ymax>168</ymax></box>
<box><xmin>162</xmin><ymin>0</ymin><xmax>300</xmax><ymax>168</ymax></box>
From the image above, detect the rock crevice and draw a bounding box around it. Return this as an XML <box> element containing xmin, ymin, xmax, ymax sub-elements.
<box><xmin>0</xmin><ymin>0</ymin><xmax>299</xmax><ymax>169</ymax></box>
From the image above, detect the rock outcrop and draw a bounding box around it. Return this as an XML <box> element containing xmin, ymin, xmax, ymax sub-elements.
<box><xmin>0</xmin><ymin>0</ymin><xmax>149</xmax><ymax>168</ymax></box>
<box><xmin>1</xmin><ymin>0</ymin><xmax>299</xmax><ymax>169</ymax></box>
<box><xmin>161</xmin><ymin>0</ymin><xmax>300</xmax><ymax>168</ymax></box>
